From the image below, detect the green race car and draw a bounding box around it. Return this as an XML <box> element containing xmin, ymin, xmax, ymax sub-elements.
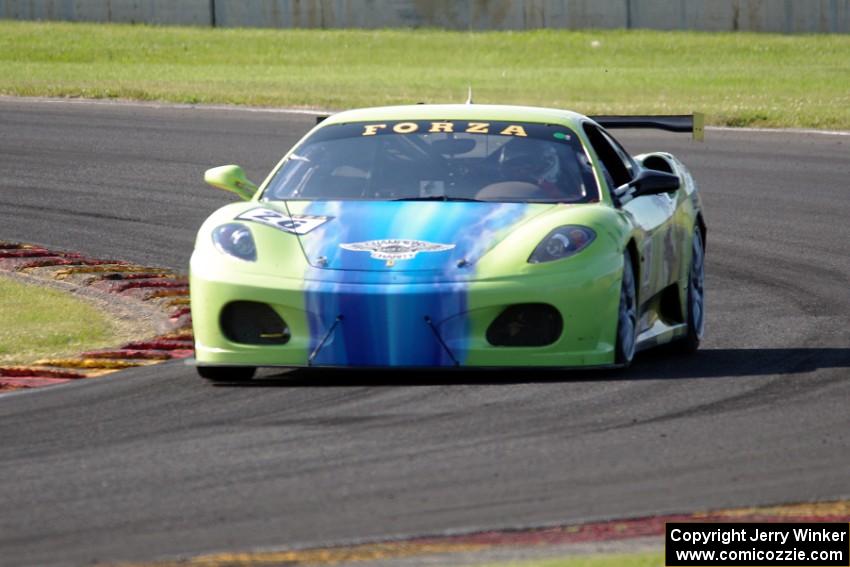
<box><xmin>190</xmin><ymin>104</ymin><xmax>706</xmax><ymax>380</ymax></box>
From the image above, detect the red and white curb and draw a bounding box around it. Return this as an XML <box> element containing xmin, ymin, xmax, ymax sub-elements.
<box><xmin>0</xmin><ymin>241</ymin><xmax>192</xmax><ymax>392</ymax></box>
<box><xmin>122</xmin><ymin>500</ymin><xmax>850</xmax><ymax>566</ymax></box>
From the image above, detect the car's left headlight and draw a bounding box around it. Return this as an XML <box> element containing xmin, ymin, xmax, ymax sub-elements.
<box><xmin>212</xmin><ymin>223</ymin><xmax>257</xmax><ymax>261</ymax></box>
<box><xmin>528</xmin><ymin>226</ymin><xmax>596</xmax><ymax>264</ymax></box>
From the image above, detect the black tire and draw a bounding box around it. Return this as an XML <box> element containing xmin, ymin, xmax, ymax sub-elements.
<box><xmin>676</xmin><ymin>229</ymin><xmax>706</xmax><ymax>353</ymax></box>
<box><xmin>615</xmin><ymin>252</ymin><xmax>638</xmax><ymax>366</ymax></box>
<box><xmin>197</xmin><ymin>365</ymin><xmax>256</xmax><ymax>382</ymax></box>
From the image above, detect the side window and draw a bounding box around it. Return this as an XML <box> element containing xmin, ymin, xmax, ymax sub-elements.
<box><xmin>600</xmin><ymin>129</ymin><xmax>636</xmax><ymax>180</ymax></box>
<box><xmin>582</xmin><ymin>123</ymin><xmax>634</xmax><ymax>188</ymax></box>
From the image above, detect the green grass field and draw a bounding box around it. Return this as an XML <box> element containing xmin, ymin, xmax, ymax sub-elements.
<box><xmin>1</xmin><ymin>21</ymin><xmax>848</xmax><ymax>128</ymax></box>
<box><xmin>0</xmin><ymin>277</ymin><xmax>116</xmax><ymax>365</ymax></box>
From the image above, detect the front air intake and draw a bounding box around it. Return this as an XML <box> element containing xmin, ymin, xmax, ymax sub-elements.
<box><xmin>220</xmin><ymin>301</ymin><xmax>290</xmax><ymax>345</ymax></box>
<box><xmin>486</xmin><ymin>304</ymin><xmax>563</xmax><ymax>347</ymax></box>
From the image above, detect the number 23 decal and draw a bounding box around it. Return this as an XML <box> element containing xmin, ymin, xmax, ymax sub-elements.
<box><xmin>236</xmin><ymin>207</ymin><xmax>331</xmax><ymax>235</ymax></box>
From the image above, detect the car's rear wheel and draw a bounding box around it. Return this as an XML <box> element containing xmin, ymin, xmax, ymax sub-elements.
<box><xmin>676</xmin><ymin>228</ymin><xmax>705</xmax><ymax>353</ymax></box>
<box><xmin>615</xmin><ymin>253</ymin><xmax>638</xmax><ymax>366</ymax></box>
<box><xmin>197</xmin><ymin>365</ymin><xmax>256</xmax><ymax>382</ymax></box>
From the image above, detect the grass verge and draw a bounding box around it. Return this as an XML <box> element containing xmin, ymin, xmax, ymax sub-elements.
<box><xmin>486</xmin><ymin>551</ymin><xmax>663</xmax><ymax>567</ymax></box>
<box><xmin>0</xmin><ymin>276</ymin><xmax>117</xmax><ymax>365</ymax></box>
<box><xmin>2</xmin><ymin>21</ymin><xmax>849</xmax><ymax>128</ymax></box>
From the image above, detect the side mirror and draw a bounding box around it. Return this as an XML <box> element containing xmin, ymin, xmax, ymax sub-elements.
<box><xmin>615</xmin><ymin>169</ymin><xmax>680</xmax><ymax>205</ymax></box>
<box><xmin>204</xmin><ymin>165</ymin><xmax>258</xmax><ymax>201</ymax></box>
<box><xmin>633</xmin><ymin>169</ymin><xmax>680</xmax><ymax>196</ymax></box>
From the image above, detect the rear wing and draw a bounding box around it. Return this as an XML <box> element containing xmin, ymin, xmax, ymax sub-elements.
<box><xmin>590</xmin><ymin>113</ymin><xmax>705</xmax><ymax>141</ymax></box>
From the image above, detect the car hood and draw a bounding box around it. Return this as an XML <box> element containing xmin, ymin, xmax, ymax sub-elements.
<box><xmin>272</xmin><ymin>200</ymin><xmax>552</xmax><ymax>272</ymax></box>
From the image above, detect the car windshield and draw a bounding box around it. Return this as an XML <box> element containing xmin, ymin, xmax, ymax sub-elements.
<box><xmin>261</xmin><ymin>120</ymin><xmax>599</xmax><ymax>203</ymax></box>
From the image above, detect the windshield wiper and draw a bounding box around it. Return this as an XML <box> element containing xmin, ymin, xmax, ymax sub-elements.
<box><xmin>392</xmin><ymin>195</ymin><xmax>484</xmax><ymax>202</ymax></box>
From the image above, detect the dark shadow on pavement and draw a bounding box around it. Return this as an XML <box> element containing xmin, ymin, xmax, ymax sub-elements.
<box><xmin>216</xmin><ymin>347</ymin><xmax>850</xmax><ymax>387</ymax></box>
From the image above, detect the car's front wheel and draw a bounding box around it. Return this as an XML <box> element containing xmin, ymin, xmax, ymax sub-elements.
<box><xmin>197</xmin><ymin>365</ymin><xmax>256</xmax><ymax>382</ymax></box>
<box><xmin>615</xmin><ymin>253</ymin><xmax>638</xmax><ymax>366</ymax></box>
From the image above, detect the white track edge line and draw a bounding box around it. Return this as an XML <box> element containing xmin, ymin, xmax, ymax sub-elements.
<box><xmin>706</xmin><ymin>125</ymin><xmax>850</xmax><ymax>137</ymax></box>
<box><xmin>3</xmin><ymin>96</ymin><xmax>849</xmax><ymax>136</ymax></box>
<box><xmin>0</xmin><ymin>95</ymin><xmax>330</xmax><ymax>116</ymax></box>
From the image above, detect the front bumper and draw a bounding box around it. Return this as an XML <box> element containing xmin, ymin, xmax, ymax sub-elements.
<box><xmin>190</xmin><ymin>262</ymin><xmax>621</xmax><ymax>369</ymax></box>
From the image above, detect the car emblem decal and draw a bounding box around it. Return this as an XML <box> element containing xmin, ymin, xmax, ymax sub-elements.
<box><xmin>340</xmin><ymin>239</ymin><xmax>455</xmax><ymax>267</ymax></box>
<box><xmin>236</xmin><ymin>207</ymin><xmax>330</xmax><ymax>235</ymax></box>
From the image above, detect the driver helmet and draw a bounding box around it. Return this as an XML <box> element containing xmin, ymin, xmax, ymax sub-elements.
<box><xmin>497</xmin><ymin>139</ymin><xmax>560</xmax><ymax>184</ymax></box>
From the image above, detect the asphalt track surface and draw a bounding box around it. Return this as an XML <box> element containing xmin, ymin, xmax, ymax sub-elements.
<box><xmin>0</xmin><ymin>99</ymin><xmax>848</xmax><ymax>567</ymax></box>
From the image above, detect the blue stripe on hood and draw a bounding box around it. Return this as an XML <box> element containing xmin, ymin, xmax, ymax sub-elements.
<box><xmin>298</xmin><ymin>201</ymin><xmax>535</xmax><ymax>273</ymax></box>
<box><xmin>297</xmin><ymin>200</ymin><xmax>538</xmax><ymax>366</ymax></box>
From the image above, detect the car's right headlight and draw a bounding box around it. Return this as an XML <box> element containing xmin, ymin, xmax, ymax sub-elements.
<box><xmin>212</xmin><ymin>223</ymin><xmax>257</xmax><ymax>261</ymax></box>
<box><xmin>528</xmin><ymin>226</ymin><xmax>596</xmax><ymax>264</ymax></box>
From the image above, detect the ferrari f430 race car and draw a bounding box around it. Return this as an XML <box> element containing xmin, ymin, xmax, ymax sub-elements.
<box><xmin>190</xmin><ymin>105</ymin><xmax>706</xmax><ymax>380</ymax></box>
